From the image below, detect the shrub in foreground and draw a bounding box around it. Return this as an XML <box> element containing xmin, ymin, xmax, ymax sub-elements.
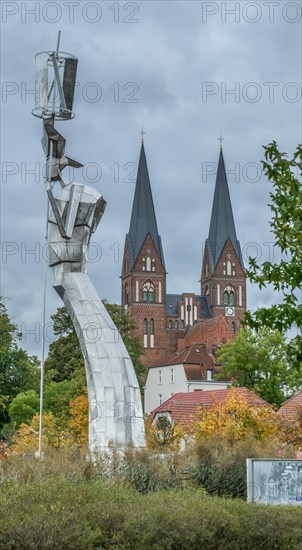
<box><xmin>193</xmin><ymin>434</ymin><xmax>296</xmax><ymax>499</ymax></box>
<box><xmin>0</xmin><ymin>479</ymin><xmax>302</xmax><ymax>549</ymax></box>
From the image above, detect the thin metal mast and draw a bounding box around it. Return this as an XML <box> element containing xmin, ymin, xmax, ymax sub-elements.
<box><xmin>38</xmin><ymin>31</ymin><xmax>61</xmax><ymax>459</ymax></box>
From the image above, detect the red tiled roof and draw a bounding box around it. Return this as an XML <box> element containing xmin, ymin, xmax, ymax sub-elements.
<box><xmin>278</xmin><ymin>391</ymin><xmax>302</xmax><ymax>419</ymax></box>
<box><xmin>148</xmin><ymin>342</ymin><xmax>229</xmax><ymax>382</ymax></box>
<box><xmin>179</xmin><ymin>316</ymin><xmax>232</xmax><ymax>349</ymax></box>
<box><xmin>150</xmin><ymin>387</ymin><xmax>271</xmax><ymax>428</ymax></box>
<box><xmin>148</xmin><ymin>343</ymin><xmax>215</xmax><ymax>368</ymax></box>
<box><xmin>183</xmin><ymin>364</ymin><xmax>224</xmax><ymax>381</ymax></box>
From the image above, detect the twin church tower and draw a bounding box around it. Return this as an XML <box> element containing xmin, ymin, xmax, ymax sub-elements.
<box><xmin>121</xmin><ymin>139</ymin><xmax>246</xmax><ymax>366</ymax></box>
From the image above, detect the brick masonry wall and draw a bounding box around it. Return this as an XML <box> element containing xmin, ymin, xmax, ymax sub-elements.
<box><xmin>201</xmin><ymin>239</ymin><xmax>246</xmax><ymax>332</ymax></box>
<box><xmin>122</xmin><ymin>234</ymin><xmax>247</xmax><ymax>367</ymax></box>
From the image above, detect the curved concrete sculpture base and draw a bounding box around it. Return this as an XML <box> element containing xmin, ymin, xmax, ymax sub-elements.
<box><xmin>48</xmin><ymin>182</ymin><xmax>146</xmax><ymax>452</ymax></box>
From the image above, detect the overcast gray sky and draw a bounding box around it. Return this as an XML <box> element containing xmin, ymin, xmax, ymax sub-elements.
<box><xmin>1</xmin><ymin>0</ymin><xmax>301</xmax><ymax>356</ymax></box>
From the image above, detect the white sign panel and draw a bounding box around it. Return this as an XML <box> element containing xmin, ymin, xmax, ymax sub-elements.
<box><xmin>247</xmin><ymin>459</ymin><xmax>302</xmax><ymax>505</ymax></box>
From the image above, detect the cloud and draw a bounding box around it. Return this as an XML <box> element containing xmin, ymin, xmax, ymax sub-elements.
<box><xmin>1</xmin><ymin>0</ymin><xmax>301</xmax><ymax>355</ymax></box>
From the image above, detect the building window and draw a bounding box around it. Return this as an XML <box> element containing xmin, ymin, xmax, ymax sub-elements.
<box><xmin>142</xmin><ymin>258</ymin><xmax>146</xmax><ymax>271</ymax></box>
<box><xmin>217</xmin><ymin>283</ymin><xmax>220</xmax><ymax>306</ymax></box>
<box><xmin>175</xmin><ymin>320</ymin><xmax>178</xmax><ymax>329</ymax></box>
<box><xmin>152</xmin><ymin>259</ymin><xmax>156</xmax><ymax>272</ymax></box>
<box><xmin>205</xmin><ymin>264</ymin><xmax>209</xmax><ymax>277</ymax></box>
<box><xmin>223</xmin><ymin>262</ymin><xmax>226</xmax><ymax>275</ymax></box>
<box><xmin>181</xmin><ymin>320</ymin><xmax>185</xmax><ymax>329</ymax></box>
<box><xmin>232</xmin><ymin>262</ymin><xmax>236</xmax><ymax>276</ymax></box>
<box><xmin>125</xmin><ymin>282</ymin><xmax>129</xmax><ymax>304</ymax></box>
<box><xmin>170</xmin><ymin>368</ymin><xmax>174</xmax><ymax>383</ymax></box>
<box><xmin>194</xmin><ymin>305</ymin><xmax>198</xmax><ymax>322</ymax></box>
<box><xmin>168</xmin><ymin>320</ymin><xmax>172</xmax><ymax>330</ymax></box>
<box><xmin>239</xmin><ymin>285</ymin><xmax>242</xmax><ymax>306</ymax></box>
<box><xmin>224</xmin><ymin>286</ymin><xmax>235</xmax><ymax>306</ymax></box>
<box><xmin>142</xmin><ymin>281</ymin><xmax>154</xmax><ymax>302</ymax></box>
<box><xmin>143</xmin><ymin>318</ymin><xmax>148</xmax><ymax>348</ymax></box>
<box><xmin>158</xmin><ymin>370</ymin><xmax>162</xmax><ymax>384</ymax></box>
<box><xmin>146</xmin><ymin>256</ymin><xmax>151</xmax><ymax>271</ymax></box>
<box><xmin>232</xmin><ymin>321</ymin><xmax>236</xmax><ymax>334</ymax></box>
<box><xmin>227</xmin><ymin>260</ymin><xmax>232</xmax><ymax>276</ymax></box>
<box><xmin>206</xmin><ymin>369</ymin><xmax>213</xmax><ymax>381</ymax></box>
<box><xmin>150</xmin><ymin>319</ymin><xmax>155</xmax><ymax>348</ymax></box>
<box><xmin>159</xmin><ymin>394</ymin><xmax>163</xmax><ymax>405</ymax></box>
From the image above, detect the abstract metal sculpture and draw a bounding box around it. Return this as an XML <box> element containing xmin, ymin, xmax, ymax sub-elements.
<box><xmin>33</xmin><ymin>33</ymin><xmax>145</xmax><ymax>452</ymax></box>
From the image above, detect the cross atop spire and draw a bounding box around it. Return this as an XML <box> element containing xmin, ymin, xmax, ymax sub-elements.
<box><xmin>140</xmin><ymin>126</ymin><xmax>146</xmax><ymax>143</ymax></box>
<box><xmin>218</xmin><ymin>133</ymin><xmax>224</xmax><ymax>150</ymax></box>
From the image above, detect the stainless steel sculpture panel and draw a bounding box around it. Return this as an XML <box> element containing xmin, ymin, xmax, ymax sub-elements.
<box><xmin>33</xmin><ymin>35</ymin><xmax>146</xmax><ymax>453</ymax></box>
<box><xmin>48</xmin><ymin>183</ymin><xmax>145</xmax><ymax>451</ymax></box>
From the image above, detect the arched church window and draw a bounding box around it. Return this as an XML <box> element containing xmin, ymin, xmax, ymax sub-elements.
<box><xmin>143</xmin><ymin>318</ymin><xmax>148</xmax><ymax>334</ymax></box>
<box><xmin>142</xmin><ymin>281</ymin><xmax>154</xmax><ymax>302</ymax></box>
<box><xmin>227</xmin><ymin>260</ymin><xmax>232</xmax><ymax>276</ymax></box>
<box><xmin>146</xmin><ymin>257</ymin><xmax>151</xmax><ymax>271</ymax></box>
<box><xmin>168</xmin><ymin>320</ymin><xmax>172</xmax><ymax>330</ymax></box>
<box><xmin>142</xmin><ymin>258</ymin><xmax>146</xmax><ymax>271</ymax></box>
<box><xmin>232</xmin><ymin>263</ymin><xmax>236</xmax><ymax>276</ymax></box>
<box><xmin>205</xmin><ymin>286</ymin><xmax>210</xmax><ymax>297</ymax></box>
<box><xmin>231</xmin><ymin>321</ymin><xmax>236</xmax><ymax>334</ymax></box>
<box><xmin>224</xmin><ymin>286</ymin><xmax>235</xmax><ymax>306</ymax></box>
<box><xmin>205</xmin><ymin>264</ymin><xmax>209</xmax><ymax>277</ymax></box>
<box><xmin>175</xmin><ymin>320</ymin><xmax>178</xmax><ymax>329</ymax></box>
<box><xmin>181</xmin><ymin>320</ymin><xmax>185</xmax><ymax>329</ymax></box>
<box><xmin>152</xmin><ymin>259</ymin><xmax>156</xmax><ymax>272</ymax></box>
<box><xmin>223</xmin><ymin>262</ymin><xmax>226</xmax><ymax>275</ymax></box>
<box><xmin>150</xmin><ymin>319</ymin><xmax>154</xmax><ymax>335</ymax></box>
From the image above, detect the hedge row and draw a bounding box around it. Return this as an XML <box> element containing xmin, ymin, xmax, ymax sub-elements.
<box><xmin>1</xmin><ymin>480</ymin><xmax>302</xmax><ymax>549</ymax></box>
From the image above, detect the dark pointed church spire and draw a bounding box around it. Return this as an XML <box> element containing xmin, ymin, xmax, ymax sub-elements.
<box><xmin>206</xmin><ymin>149</ymin><xmax>244</xmax><ymax>272</ymax></box>
<box><xmin>126</xmin><ymin>141</ymin><xmax>165</xmax><ymax>270</ymax></box>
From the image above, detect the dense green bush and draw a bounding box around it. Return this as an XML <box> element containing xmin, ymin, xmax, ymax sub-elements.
<box><xmin>0</xmin><ymin>478</ymin><xmax>302</xmax><ymax>549</ymax></box>
<box><xmin>1</xmin><ymin>435</ymin><xmax>296</xmax><ymax>500</ymax></box>
<box><xmin>193</xmin><ymin>434</ymin><xmax>296</xmax><ymax>499</ymax></box>
<box><xmin>193</xmin><ymin>458</ymin><xmax>247</xmax><ymax>499</ymax></box>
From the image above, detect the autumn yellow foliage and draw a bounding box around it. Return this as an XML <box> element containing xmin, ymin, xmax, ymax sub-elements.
<box><xmin>68</xmin><ymin>392</ymin><xmax>88</xmax><ymax>445</ymax></box>
<box><xmin>277</xmin><ymin>408</ymin><xmax>302</xmax><ymax>451</ymax></box>
<box><xmin>0</xmin><ymin>441</ymin><xmax>8</xmax><ymax>460</ymax></box>
<box><xmin>195</xmin><ymin>390</ymin><xmax>277</xmax><ymax>442</ymax></box>
<box><xmin>11</xmin><ymin>392</ymin><xmax>89</xmax><ymax>454</ymax></box>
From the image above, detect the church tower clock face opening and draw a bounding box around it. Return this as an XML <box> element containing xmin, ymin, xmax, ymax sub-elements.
<box><xmin>121</xmin><ymin>138</ymin><xmax>246</xmax><ymax>366</ymax></box>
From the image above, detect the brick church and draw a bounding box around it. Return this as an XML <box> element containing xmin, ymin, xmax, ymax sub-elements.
<box><xmin>121</xmin><ymin>139</ymin><xmax>246</xmax><ymax>367</ymax></box>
